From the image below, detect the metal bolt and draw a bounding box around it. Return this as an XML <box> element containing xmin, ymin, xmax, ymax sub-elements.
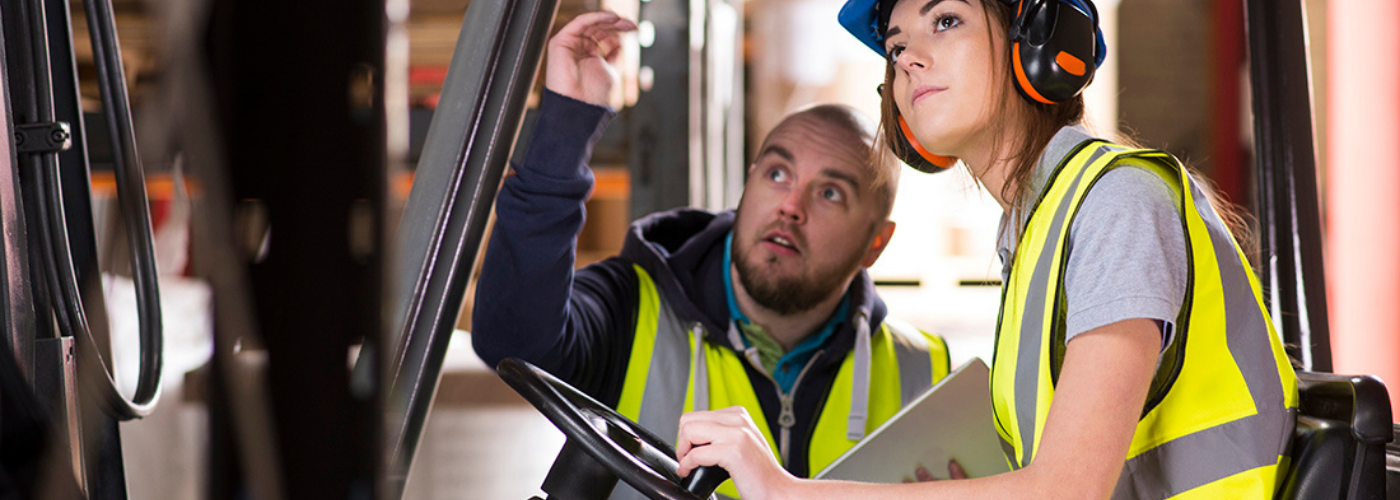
<box><xmin>50</xmin><ymin>129</ymin><xmax>68</xmax><ymax>144</ymax></box>
<box><xmin>14</xmin><ymin>132</ymin><xmax>24</xmax><ymax>146</ymax></box>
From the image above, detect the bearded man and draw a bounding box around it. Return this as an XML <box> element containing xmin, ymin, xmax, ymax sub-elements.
<box><xmin>471</xmin><ymin>12</ymin><xmax>950</xmax><ymax>500</ymax></box>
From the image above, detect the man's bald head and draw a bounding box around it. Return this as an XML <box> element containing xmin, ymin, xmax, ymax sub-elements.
<box><xmin>756</xmin><ymin>104</ymin><xmax>900</xmax><ymax>218</ymax></box>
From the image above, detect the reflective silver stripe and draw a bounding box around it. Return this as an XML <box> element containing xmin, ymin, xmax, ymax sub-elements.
<box><xmin>1189</xmin><ymin>175</ymin><xmax>1289</xmax><ymax>438</ymax></box>
<box><xmin>613</xmin><ymin>298</ymin><xmax>695</xmax><ymax>500</ymax></box>
<box><xmin>1013</xmin><ymin>145</ymin><xmax>1110</xmax><ymax>467</ymax></box>
<box><xmin>634</xmin><ymin>298</ymin><xmax>693</xmax><ymax>449</ymax></box>
<box><xmin>1107</xmin><ymin>174</ymin><xmax>1295</xmax><ymax>499</ymax></box>
<box><xmin>847</xmin><ymin>309</ymin><xmax>873</xmax><ymax>440</ymax></box>
<box><xmin>1112</xmin><ymin>409</ymin><xmax>1296</xmax><ymax>499</ymax></box>
<box><xmin>888</xmin><ymin>324</ymin><xmax>933</xmax><ymax>407</ymax></box>
<box><xmin>691</xmin><ymin>323</ymin><xmax>709</xmax><ymax>412</ymax></box>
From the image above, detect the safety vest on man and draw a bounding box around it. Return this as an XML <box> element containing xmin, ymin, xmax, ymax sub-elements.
<box><xmin>992</xmin><ymin>141</ymin><xmax>1299</xmax><ymax>499</ymax></box>
<box><xmin>616</xmin><ymin>265</ymin><xmax>949</xmax><ymax>499</ymax></box>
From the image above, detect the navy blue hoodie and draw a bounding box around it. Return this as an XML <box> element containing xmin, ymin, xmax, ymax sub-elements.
<box><xmin>473</xmin><ymin>90</ymin><xmax>891</xmax><ymax>477</ymax></box>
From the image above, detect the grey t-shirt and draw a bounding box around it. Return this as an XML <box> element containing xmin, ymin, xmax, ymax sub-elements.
<box><xmin>996</xmin><ymin>126</ymin><xmax>1188</xmax><ymax>346</ymax></box>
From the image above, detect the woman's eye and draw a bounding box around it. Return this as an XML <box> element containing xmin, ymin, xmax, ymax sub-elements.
<box><xmin>887</xmin><ymin>45</ymin><xmax>905</xmax><ymax>60</ymax></box>
<box><xmin>821</xmin><ymin>187</ymin><xmax>844</xmax><ymax>202</ymax></box>
<box><xmin>935</xmin><ymin>14</ymin><xmax>961</xmax><ymax>31</ymax></box>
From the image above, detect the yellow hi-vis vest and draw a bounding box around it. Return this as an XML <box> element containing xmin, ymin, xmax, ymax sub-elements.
<box><xmin>996</xmin><ymin>141</ymin><xmax>1299</xmax><ymax>498</ymax></box>
<box><xmin>615</xmin><ymin>264</ymin><xmax>949</xmax><ymax>499</ymax></box>
<box><xmin>992</xmin><ymin>141</ymin><xmax>1299</xmax><ymax>499</ymax></box>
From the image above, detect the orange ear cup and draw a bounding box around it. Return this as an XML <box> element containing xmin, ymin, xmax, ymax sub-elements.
<box><xmin>897</xmin><ymin>115</ymin><xmax>956</xmax><ymax>169</ymax></box>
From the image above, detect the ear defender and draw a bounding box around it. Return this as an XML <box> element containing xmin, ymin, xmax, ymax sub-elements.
<box><xmin>895</xmin><ymin>116</ymin><xmax>956</xmax><ymax>173</ymax></box>
<box><xmin>1004</xmin><ymin>0</ymin><xmax>1104</xmax><ymax>104</ymax></box>
<box><xmin>877</xmin><ymin>84</ymin><xmax>957</xmax><ymax>174</ymax></box>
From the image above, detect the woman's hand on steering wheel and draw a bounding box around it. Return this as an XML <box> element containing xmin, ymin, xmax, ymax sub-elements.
<box><xmin>675</xmin><ymin>407</ymin><xmax>799</xmax><ymax>500</ymax></box>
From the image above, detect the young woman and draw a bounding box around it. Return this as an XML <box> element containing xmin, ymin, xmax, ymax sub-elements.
<box><xmin>672</xmin><ymin>1</ymin><xmax>1299</xmax><ymax>499</ymax></box>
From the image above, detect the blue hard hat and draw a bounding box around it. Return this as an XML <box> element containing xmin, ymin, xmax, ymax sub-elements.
<box><xmin>837</xmin><ymin>0</ymin><xmax>1107</xmax><ymax>68</ymax></box>
<box><xmin>837</xmin><ymin>0</ymin><xmax>891</xmax><ymax>56</ymax></box>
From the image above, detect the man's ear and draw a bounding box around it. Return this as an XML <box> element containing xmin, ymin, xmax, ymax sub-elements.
<box><xmin>861</xmin><ymin>221</ymin><xmax>897</xmax><ymax>268</ymax></box>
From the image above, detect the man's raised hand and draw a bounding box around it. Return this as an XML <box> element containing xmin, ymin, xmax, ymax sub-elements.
<box><xmin>544</xmin><ymin>11</ymin><xmax>637</xmax><ymax>107</ymax></box>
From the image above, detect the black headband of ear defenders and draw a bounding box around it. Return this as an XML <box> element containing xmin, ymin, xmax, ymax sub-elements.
<box><xmin>876</xmin><ymin>0</ymin><xmax>897</xmax><ymax>50</ymax></box>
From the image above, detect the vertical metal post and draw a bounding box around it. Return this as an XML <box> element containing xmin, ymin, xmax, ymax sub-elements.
<box><xmin>34</xmin><ymin>337</ymin><xmax>83</xmax><ymax>492</ymax></box>
<box><xmin>702</xmin><ymin>0</ymin><xmax>743</xmax><ymax>211</ymax></box>
<box><xmin>0</xmin><ymin>0</ymin><xmax>57</xmax><ymax>379</ymax></box>
<box><xmin>628</xmin><ymin>0</ymin><xmax>693</xmax><ymax>220</ymax></box>
<box><xmin>0</xmin><ymin>0</ymin><xmax>40</xmax><ymax>387</ymax></box>
<box><xmin>1244</xmin><ymin>0</ymin><xmax>1332</xmax><ymax>371</ymax></box>
<box><xmin>205</xmin><ymin>0</ymin><xmax>387</xmax><ymax>496</ymax></box>
<box><xmin>382</xmin><ymin>0</ymin><xmax>559</xmax><ymax>495</ymax></box>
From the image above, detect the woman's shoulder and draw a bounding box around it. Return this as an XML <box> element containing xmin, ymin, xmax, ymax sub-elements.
<box><xmin>1070</xmin><ymin>163</ymin><xmax>1187</xmax><ymax>273</ymax></box>
<box><xmin>1080</xmin><ymin>162</ymin><xmax>1179</xmax><ymax>217</ymax></box>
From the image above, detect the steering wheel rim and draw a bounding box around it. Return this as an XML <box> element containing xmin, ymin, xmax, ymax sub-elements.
<box><xmin>497</xmin><ymin>357</ymin><xmax>712</xmax><ymax>500</ymax></box>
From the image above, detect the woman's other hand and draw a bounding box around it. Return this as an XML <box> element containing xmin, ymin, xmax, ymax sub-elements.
<box><xmin>903</xmin><ymin>459</ymin><xmax>967</xmax><ymax>483</ymax></box>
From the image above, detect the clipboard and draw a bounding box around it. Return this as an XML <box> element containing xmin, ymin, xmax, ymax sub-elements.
<box><xmin>814</xmin><ymin>358</ymin><xmax>1011</xmax><ymax>482</ymax></box>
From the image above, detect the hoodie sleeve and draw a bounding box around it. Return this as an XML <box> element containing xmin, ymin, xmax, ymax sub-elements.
<box><xmin>472</xmin><ymin>89</ymin><xmax>637</xmax><ymax>400</ymax></box>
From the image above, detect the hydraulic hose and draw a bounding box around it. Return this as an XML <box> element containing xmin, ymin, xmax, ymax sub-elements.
<box><xmin>65</xmin><ymin>0</ymin><xmax>163</xmax><ymax>419</ymax></box>
<box><xmin>6</xmin><ymin>0</ymin><xmax>163</xmax><ymax>419</ymax></box>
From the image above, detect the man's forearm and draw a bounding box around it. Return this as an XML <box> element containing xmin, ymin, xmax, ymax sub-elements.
<box><xmin>471</xmin><ymin>90</ymin><xmax>615</xmax><ymax>376</ymax></box>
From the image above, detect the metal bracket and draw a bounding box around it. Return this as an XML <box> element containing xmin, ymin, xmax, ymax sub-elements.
<box><xmin>15</xmin><ymin>121</ymin><xmax>71</xmax><ymax>154</ymax></box>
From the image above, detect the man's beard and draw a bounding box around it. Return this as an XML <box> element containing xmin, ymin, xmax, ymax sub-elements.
<box><xmin>734</xmin><ymin>239</ymin><xmax>866</xmax><ymax>316</ymax></box>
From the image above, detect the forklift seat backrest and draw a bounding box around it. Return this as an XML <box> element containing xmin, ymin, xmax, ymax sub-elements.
<box><xmin>1275</xmin><ymin>371</ymin><xmax>1392</xmax><ymax>500</ymax></box>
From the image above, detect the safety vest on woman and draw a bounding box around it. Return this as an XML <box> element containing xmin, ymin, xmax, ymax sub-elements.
<box><xmin>616</xmin><ymin>264</ymin><xmax>949</xmax><ymax>499</ymax></box>
<box><xmin>992</xmin><ymin>141</ymin><xmax>1299</xmax><ymax>499</ymax></box>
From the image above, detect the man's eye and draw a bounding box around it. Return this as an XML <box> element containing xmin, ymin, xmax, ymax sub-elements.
<box><xmin>768</xmin><ymin>168</ymin><xmax>788</xmax><ymax>182</ymax></box>
<box><xmin>821</xmin><ymin>187</ymin><xmax>844</xmax><ymax>202</ymax></box>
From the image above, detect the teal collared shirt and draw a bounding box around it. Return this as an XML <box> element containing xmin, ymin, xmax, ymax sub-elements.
<box><xmin>723</xmin><ymin>232</ymin><xmax>849</xmax><ymax>393</ymax></box>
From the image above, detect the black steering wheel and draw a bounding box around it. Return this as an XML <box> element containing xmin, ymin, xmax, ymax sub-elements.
<box><xmin>497</xmin><ymin>358</ymin><xmax>731</xmax><ymax>500</ymax></box>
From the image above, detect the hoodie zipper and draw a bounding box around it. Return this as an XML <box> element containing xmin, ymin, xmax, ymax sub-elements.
<box><xmin>739</xmin><ymin>347</ymin><xmax>823</xmax><ymax>469</ymax></box>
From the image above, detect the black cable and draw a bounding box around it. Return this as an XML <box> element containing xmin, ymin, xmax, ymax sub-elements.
<box><xmin>68</xmin><ymin>0</ymin><xmax>163</xmax><ymax>419</ymax></box>
<box><xmin>40</xmin><ymin>158</ymin><xmax>162</xmax><ymax>420</ymax></box>
<box><xmin>23</xmin><ymin>160</ymin><xmax>72</xmax><ymax>338</ymax></box>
